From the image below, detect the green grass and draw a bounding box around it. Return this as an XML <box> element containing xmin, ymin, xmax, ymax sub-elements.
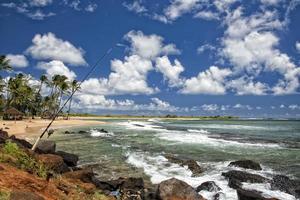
<box><xmin>0</xmin><ymin>190</ymin><xmax>10</xmax><ymax>200</ymax></box>
<box><xmin>1</xmin><ymin>141</ymin><xmax>49</xmax><ymax>179</ymax></box>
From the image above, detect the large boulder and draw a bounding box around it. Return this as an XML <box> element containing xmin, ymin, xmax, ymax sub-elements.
<box><xmin>36</xmin><ymin>140</ymin><xmax>56</xmax><ymax>154</ymax></box>
<box><xmin>55</xmin><ymin>151</ymin><xmax>78</xmax><ymax>167</ymax></box>
<box><xmin>119</xmin><ymin>177</ymin><xmax>145</xmax><ymax>200</ymax></box>
<box><xmin>270</xmin><ymin>175</ymin><xmax>300</xmax><ymax>198</ymax></box>
<box><xmin>196</xmin><ymin>181</ymin><xmax>221</xmax><ymax>193</ymax></box>
<box><xmin>63</xmin><ymin>168</ymin><xmax>95</xmax><ymax>183</ymax></box>
<box><xmin>9</xmin><ymin>135</ymin><xmax>33</xmax><ymax>149</ymax></box>
<box><xmin>157</xmin><ymin>178</ymin><xmax>205</xmax><ymax>200</ymax></box>
<box><xmin>229</xmin><ymin>160</ymin><xmax>262</xmax><ymax>170</ymax></box>
<box><xmin>35</xmin><ymin>154</ymin><xmax>69</xmax><ymax>173</ymax></box>
<box><xmin>237</xmin><ymin>188</ymin><xmax>279</xmax><ymax>200</ymax></box>
<box><xmin>10</xmin><ymin>190</ymin><xmax>44</xmax><ymax>200</ymax></box>
<box><xmin>228</xmin><ymin>178</ymin><xmax>242</xmax><ymax>189</ymax></box>
<box><xmin>222</xmin><ymin>170</ymin><xmax>268</xmax><ymax>183</ymax></box>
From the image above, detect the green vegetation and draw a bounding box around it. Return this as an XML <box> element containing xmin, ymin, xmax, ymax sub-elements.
<box><xmin>0</xmin><ymin>189</ymin><xmax>10</xmax><ymax>200</ymax></box>
<box><xmin>0</xmin><ymin>55</ymin><xmax>81</xmax><ymax>118</ymax></box>
<box><xmin>0</xmin><ymin>141</ymin><xmax>49</xmax><ymax>178</ymax></box>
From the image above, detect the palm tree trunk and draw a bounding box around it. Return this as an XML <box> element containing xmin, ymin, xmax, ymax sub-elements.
<box><xmin>67</xmin><ymin>93</ymin><xmax>73</xmax><ymax>120</ymax></box>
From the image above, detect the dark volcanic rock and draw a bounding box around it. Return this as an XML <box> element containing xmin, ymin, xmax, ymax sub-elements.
<box><xmin>36</xmin><ymin>140</ymin><xmax>56</xmax><ymax>154</ymax></box>
<box><xmin>78</xmin><ymin>130</ymin><xmax>88</xmax><ymax>134</ymax></box>
<box><xmin>0</xmin><ymin>130</ymin><xmax>9</xmax><ymax>139</ymax></box>
<box><xmin>237</xmin><ymin>188</ymin><xmax>279</xmax><ymax>200</ymax></box>
<box><xmin>36</xmin><ymin>154</ymin><xmax>69</xmax><ymax>173</ymax></box>
<box><xmin>214</xmin><ymin>192</ymin><xmax>226</xmax><ymax>200</ymax></box>
<box><xmin>222</xmin><ymin>170</ymin><xmax>269</xmax><ymax>183</ymax></box>
<box><xmin>55</xmin><ymin>151</ymin><xmax>78</xmax><ymax>167</ymax></box>
<box><xmin>229</xmin><ymin>160</ymin><xmax>262</xmax><ymax>170</ymax></box>
<box><xmin>157</xmin><ymin>178</ymin><xmax>205</xmax><ymax>200</ymax></box>
<box><xmin>9</xmin><ymin>135</ymin><xmax>33</xmax><ymax>149</ymax></box>
<box><xmin>165</xmin><ymin>155</ymin><xmax>204</xmax><ymax>176</ymax></box>
<box><xmin>119</xmin><ymin>177</ymin><xmax>145</xmax><ymax>200</ymax></box>
<box><xmin>10</xmin><ymin>190</ymin><xmax>44</xmax><ymax>200</ymax></box>
<box><xmin>228</xmin><ymin>178</ymin><xmax>242</xmax><ymax>189</ymax></box>
<box><xmin>270</xmin><ymin>175</ymin><xmax>300</xmax><ymax>198</ymax></box>
<box><xmin>196</xmin><ymin>181</ymin><xmax>221</xmax><ymax>192</ymax></box>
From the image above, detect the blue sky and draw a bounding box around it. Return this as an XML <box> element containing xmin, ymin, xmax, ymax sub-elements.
<box><xmin>1</xmin><ymin>0</ymin><xmax>300</xmax><ymax>117</ymax></box>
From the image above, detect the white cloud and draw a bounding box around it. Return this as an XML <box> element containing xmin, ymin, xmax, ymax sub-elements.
<box><xmin>85</xmin><ymin>3</ymin><xmax>97</xmax><ymax>12</ymax></box>
<box><xmin>197</xmin><ymin>44</ymin><xmax>216</xmax><ymax>54</ymax></box>
<box><xmin>233</xmin><ymin>104</ymin><xmax>253</xmax><ymax>110</ymax></box>
<box><xmin>201</xmin><ymin>104</ymin><xmax>219</xmax><ymax>111</ymax></box>
<box><xmin>30</xmin><ymin>0</ymin><xmax>53</xmax><ymax>7</ymax></box>
<box><xmin>194</xmin><ymin>10</ymin><xmax>219</xmax><ymax>20</ymax></box>
<box><xmin>288</xmin><ymin>104</ymin><xmax>300</xmax><ymax>110</ymax></box>
<box><xmin>181</xmin><ymin>66</ymin><xmax>232</xmax><ymax>94</ymax></box>
<box><xmin>261</xmin><ymin>0</ymin><xmax>281</xmax><ymax>6</ymax></box>
<box><xmin>6</xmin><ymin>54</ymin><xmax>28</xmax><ymax>68</ymax></box>
<box><xmin>37</xmin><ymin>60</ymin><xmax>77</xmax><ymax>80</ymax></box>
<box><xmin>125</xmin><ymin>30</ymin><xmax>180</xmax><ymax>60</ymax></box>
<box><xmin>80</xmin><ymin>55</ymin><xmax>157</xmax><ymax>95</ymax></box>
<box><xmin>164</xmin><ymin>0</ymin><xmax>200</xmax><ymax>21</ymax></box>
<box><xmin>123</xmin><ymin>0</ymin><xmax>147</xmax><ymax>13</ymax></box>
<box><xmin>155</xmin><ymin>56</ymin><xmax>184</xmax><ymax>87</ymax></box>
<box><xmin>26</xmin><ymin>10</ymin><xmax>55</xmax><ymax>20</ymax></box>
<box><xmin>26</xmin><ymin>32</ymin><xmax>87</xmax><ymax>66</ymax></box>
<box><xmin>227</xmin><ymin>76</ymin><xmax>268</xmax><ymax>95</ymax></box>
<box><xmin>296</xmin><ymin>41</ymin><xmax>300</xmax><ymax>52</ymax></box>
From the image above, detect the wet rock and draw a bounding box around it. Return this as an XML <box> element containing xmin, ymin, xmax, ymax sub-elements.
<box><xmin>36</xmin><ymin>140</ymin><xmax>56</xmax><ymax>154</ymax></box>
<box><xmin>165</xmin><ymin>155</ymin><xmax>204</xmax><ymax>176</ymax></box>
<box><xmin>100</xmin><ymin>128</ymin><xmax>108</xmax><ymax>133</ymax></box>
<box><xmin>222</xmin><ymin>170</ymin><xmax>269</xmax><ymax>183</ymax></box>
<box><xmin>229</xmin><ymin>160</ymin><xmax>262</xmax><ymax>170</ymax></box>
<box><xmin>9</xmin><ymin>135</ymin><xmax>33</xmax><ymax>149</ymax></box>
<box><xmin>157</xmin><ymin>178</ymin><xmax>205</xmax><ymax>200</ymax></box>
<box><xmin>10</xmin><ymin>190</ymin><xmax>44</xmax><ymax>200</ymax></box>
<box><xmin>55</xmin><ymin>151</ymin><xmax>78</xmax><ymax>167</ymax></box>
<box><xmin>120</xmin><ymin>177</ymin><xmax>145</xmax><ymax>200</ymax></box>
<box><xmin>228</xmin><ymin>178</ymin><xmax>242</xmax><ymax>189</ymax></box>
<box><xmin>63</xmin><ymin>168</ymin><xmax>95</xmax><ymax>183</ymax></box>
<box><xmin>237</xmin><ymin>188</ymin><xmax>279</xmax><ymax>200</ymax></box>
<box><xmin>214</xmin><ymin>192</ymin><xmax>226</xmax><ymax>200</ymax></box>
<box><xmin>36</xmin><ymin>154</ymin><xmax>69</xmax><ymax>173</ymax></box>
<box><xmin>78</xmin><ymin>130</ymin><xmax>88</xmax><ymax>134</ymax></box>
<box><xmin>196</xmin><ymin>181</ymin><xmax>221</xmax><ymax>192</ymax></box>
<box><xmin>64</xmin><ymin>131</ymin><xmax>71</xmax><ymax>134</ymax></box>
<box><xmin>270</xmin><ymin>175</ymin><xmax>300</xmax><ymax>198</ymax></box>
<box><xmin>0</xmin><ymin>129</ymin><xmax>9</xmax><ymax>139</ymax></box>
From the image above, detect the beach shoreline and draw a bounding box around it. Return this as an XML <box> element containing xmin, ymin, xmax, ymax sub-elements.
<box><xmin>0</xmin><ymin>117</ymin><xmax>106</xmax><ymax>138</ymax></box>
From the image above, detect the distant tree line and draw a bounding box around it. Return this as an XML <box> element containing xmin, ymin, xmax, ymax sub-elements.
<box><xmin>0</xmin><ymin>55</ymin><xmax>80</xmax><ymax>119</ymax></box>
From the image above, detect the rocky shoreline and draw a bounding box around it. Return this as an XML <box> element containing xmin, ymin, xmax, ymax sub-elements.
<box><xmin>0</xmin><ymin>129</ymin><xmax>299</xmax><ymax>200</ymax></box>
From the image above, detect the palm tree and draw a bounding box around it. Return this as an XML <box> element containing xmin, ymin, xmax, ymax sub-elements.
<box><xmin>38</xmin><ymin>74</ymin><xmax>48</xmax><ymax>94</ymax></box>
<box><xmin>67</xmin><ymin>80</ymin><xmax>80</xmax><ymax>119</ymax></box>
<box><xmin>0</xmin><ymin>55</ymin><xmax>12</xmax><ymax>71</ymax></box>
<box><xmin>56</xmin><ymin>75</ymin><xmax>69</xmax><ymax>114</ymax></box>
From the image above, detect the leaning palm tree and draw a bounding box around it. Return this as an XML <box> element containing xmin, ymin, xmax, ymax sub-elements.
<box><xmin>56</xmin><ymin>76</ymin><xmax>69</xmax><ymax>114</ymax></box>
<box><xmin>66</xmin><ymin>80</ymin><xmax>80</xmax><ymax>119</ymax></box>
<box><xmin>0</xmin><ymin>55</ymin><xmax>12</xmax><ymax>71</ymax></box>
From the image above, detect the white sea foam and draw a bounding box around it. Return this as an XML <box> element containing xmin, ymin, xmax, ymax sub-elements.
<box><xmin>156</xmin><ymin>131</ymin><xmax>281</xmax><ymax>148</ymax></box>
<box><xmin>187</xmin><ymin>129</ymin><xmax>210</xmax><ymax>134</ymax></box>
<box><xmin>118</xmin><ymin>120</ymin><xmax>163</xmax><ymax>131</ymax></box>
<box><xmin>90</xmin><ymin>129</ymin><xmax>114</xmax><ymax>137</ymax></box>
<box><xmin>125</xmin><ymin>152</ymin><xmax>295</xmax><ymax>200</ymax></box>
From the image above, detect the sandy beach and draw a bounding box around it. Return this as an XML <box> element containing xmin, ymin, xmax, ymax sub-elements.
<box><xmin>0</xmin><ymin>117</ymin><xmax>106</xmax><ymax>138</ymax></box>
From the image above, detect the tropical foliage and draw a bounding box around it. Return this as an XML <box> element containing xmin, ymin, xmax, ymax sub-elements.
<box><xmin>0</xmin><ymin>55</ymin><xmax>80</xmax><ymax>118</ymax></box>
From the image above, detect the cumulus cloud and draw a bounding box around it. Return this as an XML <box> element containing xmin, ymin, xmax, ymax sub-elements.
<box><xmin>227</xmin><ymin>76</ymin><xmax>268</xmax><ymax>95</ymax></box>
<box><xmin>233</xmin><ymin>104</ymin><xmax>253</xmax><ymax>110</ymax></box>
<box><xmin>164</xmin><ymin>0</ymin><xmax>200</xmax><ymax>21</ymax></box>
<box><xmin>125</xmin><ymin>30</ymin><xmax>180</xmax><ymax>60</ymax></box>
<box><xmin>37</xmin><ymin>60</ymin><xmax>77</xmax><ymax>80</ymax></box>
<box><xmin>123</xmin><ymin>0</ymin><xmax>147</xmax><ymax>13</ymax></box>
<box><xmin>194</xmin><ymin>10</ymin><xmax>219</xmax><ymax>20</ymax></box>
<box><xmin>85</xmin><ymin>3</ymin><xmax>97</xmax><ymax>12</ymax></box>
<box><xmin>6</xmin><ymin>54</ymin><xmax>28</xmax><ymax>68</ymax></box>
<box><xmin>30</xmin><ymin>0</ymin><xmax>53</xmax><ymax>7</ymax></box>
<box><xmin>26</xmin><ymin>10</ymin><xmax>55</xmax><ymax>20</ymax></box>
<box><xmin>181</xmin><ymin>66</ymin><xmax>232</xmax><ymax>94</ymax></box>
<box><xmin>155</xmin><ymin>56</ymin><xmax>184</xmax><ymax>87</ymax></box>
<box><xmin>26</xmin><ymin>33</ymin><xmax>86</xmax><ymax>66</ymax></box>
<box><xmin>197</xmin><ymin>44</ymin><xmax>216</xmax><ymax>54</ymax></box>
<box><xmin>80</xmin><ymin>55</ymin><xmax>157</xmax><ymax>95</ymax></box>
<box><xmin>201</xmin><ymin>104</ymin><xmax>219</xmax><ymax>111</ymax></box>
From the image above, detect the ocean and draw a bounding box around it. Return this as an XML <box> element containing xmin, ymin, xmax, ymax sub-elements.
<box><xmin>50</xmin><ymin>119</ymin><xmax>300</xmax><ymax>200</ymax></box>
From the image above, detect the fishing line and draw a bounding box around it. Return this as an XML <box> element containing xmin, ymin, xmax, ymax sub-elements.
<box><xmin>31</xmin><ymin>44</ymin><xmax>119</xmax><ymax>151</ymax></box>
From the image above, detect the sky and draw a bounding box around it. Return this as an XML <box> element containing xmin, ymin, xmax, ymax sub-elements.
<box><xmin>1</xmin><ymin>0</ymin><xmax>300</xmax><ymax>117</ymax></box>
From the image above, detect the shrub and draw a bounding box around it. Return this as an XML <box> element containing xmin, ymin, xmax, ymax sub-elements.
<box><xmin>1</xmin><ymin>141</ymin><xmax>49</xmax><ymax>179</ymax></box>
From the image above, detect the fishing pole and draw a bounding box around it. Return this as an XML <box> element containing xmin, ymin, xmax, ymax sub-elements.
<box><xmin>31</xmin><ymin>44</ymin><xmax>118</xmax><ymax>151</ymax></box>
